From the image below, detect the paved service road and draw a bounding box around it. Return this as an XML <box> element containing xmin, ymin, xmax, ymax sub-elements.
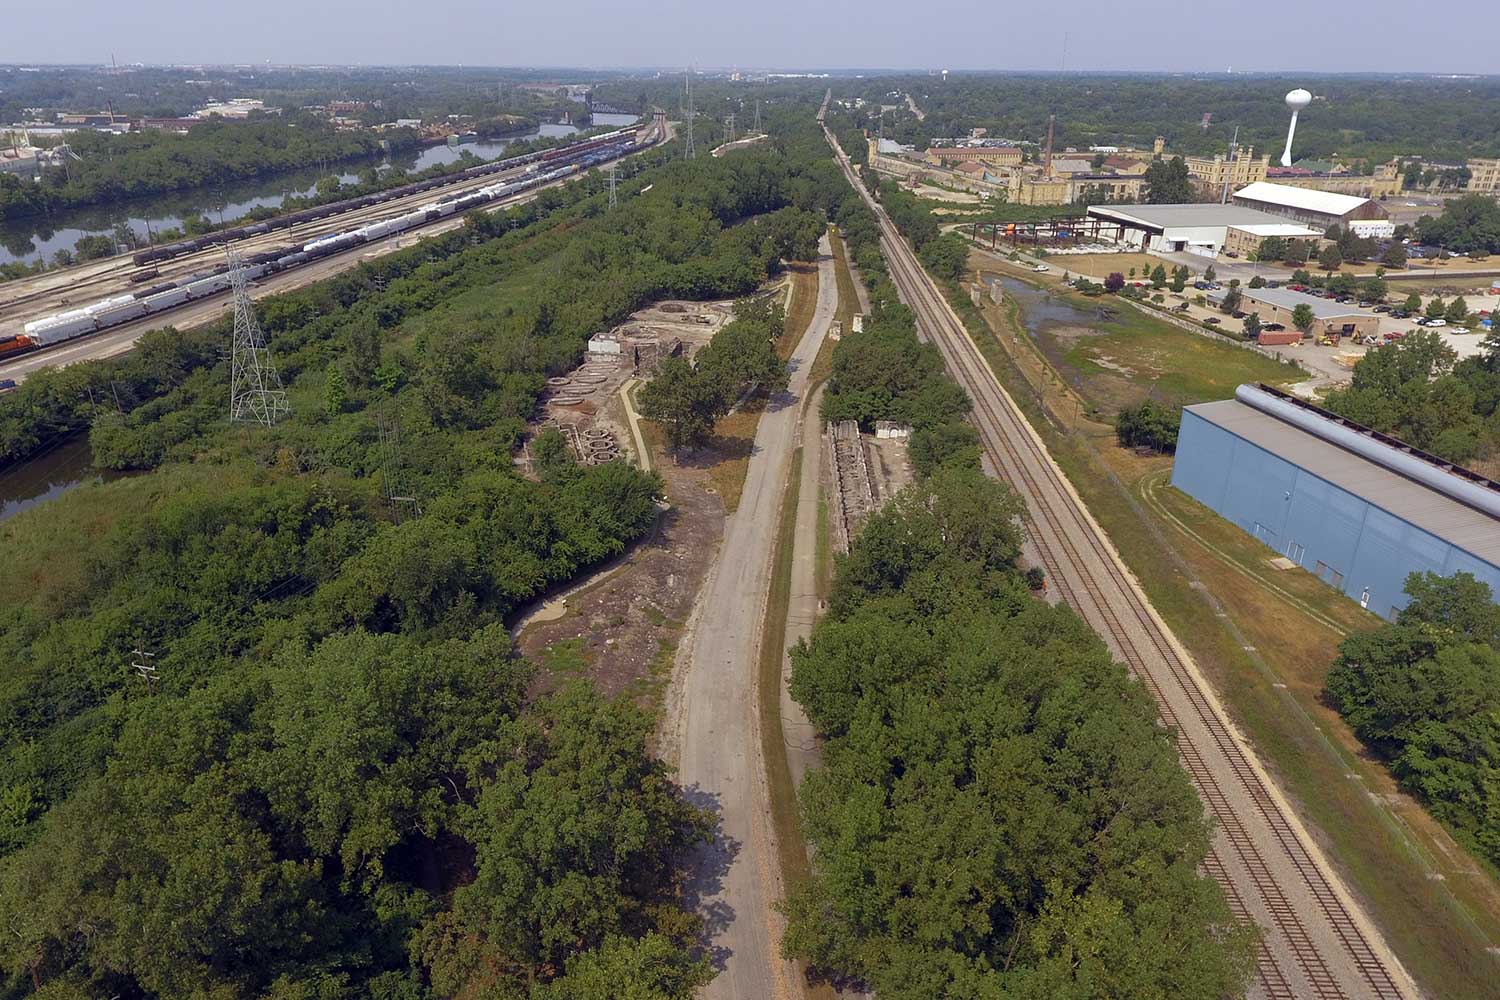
<box><xmin>674</xmin><ymin>236</ymin><xmax>836</xmax><ymax>1000</ymax></box>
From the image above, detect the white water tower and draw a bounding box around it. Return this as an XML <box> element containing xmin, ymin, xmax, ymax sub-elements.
<box><xmin>1280</xmin><ymin>89</ymin><xmax>1312</xmax><ymax>167</ymax></box>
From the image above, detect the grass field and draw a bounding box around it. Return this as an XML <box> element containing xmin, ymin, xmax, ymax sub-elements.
<box><xmin>949</xmin><ymin>264</ymin><xmax>1500</xmax><ymax>1000</ymax></box>
<box><xmin>981</xmin><ymin>271</ymin><xmax>1300</xmax><ymax>417</ymax></box>
<box><xmin>1043</xmin><ymin>251</ymin><xmax>1166</xmax><ymax>281</ymax></box>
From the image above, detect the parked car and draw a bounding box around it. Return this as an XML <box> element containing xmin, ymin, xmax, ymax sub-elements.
<box><xmin>1391</xmin><ymin>309</ymin><xmax>1410</xmax><ymax>319</ymax></box>
<box><xmin>1033</xmin><ymin>264</ymin><xmax>1050</xmax><ymax>272</ymax></box>
<box><xmin>1266</xmin><ymin>280</ymin><xmax>1282</xmax><ymax>288</ymax></box>
<box><xmin>1263</xmin><ymin>323</ymin><xmax>1286</xmax><ymax>332</ymax></box>
<box><xmin>1204</xmin><ymin>317</ymin><xmax>1221</xmax><ymax>325</ymax></box>
<box><xmin>1225</xmin><ymin>251</ymin><xmax>1240</xmax><ymax>258</ymax></box>
<box><xmin>1373</xmin><ymin>305</ymin><xmax>1392</xmax><ymax>313</ymax></box>
<box><xmin>0</xmin><ymin>379</ymin><xmax>15</xmax><ymax>392</ymax></box>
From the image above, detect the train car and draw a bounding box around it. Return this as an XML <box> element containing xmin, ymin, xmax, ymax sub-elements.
<box><xmin>26</xmin><ymin>315</ymin><xmax>98</xmax><ymax>346</ymax></box>
<box><xmin>0</xmin><ymin>334</ymin><xmax>36</xmax><ymax>358</ymax></box>
<box><xmin>92</xmin><ymin>299</ymin><xmax>149</xmax><ymax>326</ymax></box>
<box><xmin>182</xmin><ymin>275</ymin><xmax>232</xmax><ymax>300</ymax></box>
<box><xmin>144</xmin><ymin>286</ymin><xmax>192</xmax><ymax>310</ymax></box>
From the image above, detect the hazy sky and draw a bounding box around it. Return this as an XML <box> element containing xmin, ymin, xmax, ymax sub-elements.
<box><xmin>4</xmin><ymin>0</ymin><xmax>1494</xmax><ymax>73</ymax></box>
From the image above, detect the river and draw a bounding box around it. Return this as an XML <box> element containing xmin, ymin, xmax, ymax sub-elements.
<box><xmin>0</xmin><ymin>114</ymin><xmax>638</xmax><ymax>268</ymax></box>
<box><xmin>0</xmin><ymin>435</ymin><xmax>125</xmax><ymax>525</ymax></box>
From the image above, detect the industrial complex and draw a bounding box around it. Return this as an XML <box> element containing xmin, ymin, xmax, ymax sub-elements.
<box><xmin>1173</xmin><ymin>384</ymin><xmax>1500</xmax><ymax>620</ymax></box>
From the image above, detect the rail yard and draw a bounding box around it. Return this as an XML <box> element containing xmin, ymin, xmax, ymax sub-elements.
<box><xmin>0</xmin><ymin>119</ymin><xmax>665</xmax><ymax>379</ymax></box>
<box><xmin>824</xmin><ymin>119</ymin><xmax>1422</xmax><ymax>1000</ymax></box>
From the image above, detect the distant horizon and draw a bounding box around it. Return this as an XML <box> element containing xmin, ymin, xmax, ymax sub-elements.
<box><xmin>4</xmin><ymin>0</ymin><xmax>1494</xmax><ymax>74</ymax></box>
<box><xmin>4</xmin><ymin>63</ymin><xmax>1499</xmax><ymax>81</ymax></box>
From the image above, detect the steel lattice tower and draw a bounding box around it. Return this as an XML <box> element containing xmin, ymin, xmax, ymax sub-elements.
<box><xmin>607</xmin><ymin>162</ymin><xmax>618</xmax><ymax>210</ymax></box>
<box><xmin>226</xmin><ymin>248</ymin><xmax>289</xmax><ymax>426</ymax></box>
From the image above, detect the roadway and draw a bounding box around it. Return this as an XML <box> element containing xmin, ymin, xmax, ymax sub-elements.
<box><xmin>1</xmin><ymin>122</ymin><xmax>669</xmax><ymax>383</ymax></box>
<box><xmin>673</xmin><ymin>235</ymin><xmax>836</xmax><ymax>1000</ymax></box>
<box><xmin>824</xmin><ymin>123</ymin><xmax>1422</xmax><ymax>1000</ymax></box>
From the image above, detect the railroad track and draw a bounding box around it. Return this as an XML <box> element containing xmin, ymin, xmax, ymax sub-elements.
<box><xmin>823</xmin><ymin>125</ymin><xmax>1416</xmax><ymax>1000</ymax></box>
<box><xmin>0</xmin><ymin>162</ymin><xmax>541</xmax><ymax>320</ymax></box>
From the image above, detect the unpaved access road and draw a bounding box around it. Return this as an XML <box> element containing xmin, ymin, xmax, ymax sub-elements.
<box><xmin>669</xmin><ymin>236</ymin><xmax>837</xmax><ymax>1000</ymax></box>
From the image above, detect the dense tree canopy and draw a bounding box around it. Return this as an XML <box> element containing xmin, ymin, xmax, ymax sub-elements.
<box><xmin>1323</xmin><ymin>330</ymin><xmax>1500</xmax><ymax>464</ymax></box>
<box><xmin>1325</xmin><ymin>573</ymin><xmax>1500</xmax><ymax>869</ymax></box>
<box><xmin>0</xmin><ymin>118</ymin><xmax>865</xmax><ymax>1000</ymax></box>
<box><xmin>783</xmin><ymin>468</ymin><xmax>1255</xmax><ymax>998</ymax></box>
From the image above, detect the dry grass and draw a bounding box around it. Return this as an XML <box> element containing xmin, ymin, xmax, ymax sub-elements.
<box><xmin>702</xmin><ymin>398</ymin><xmax>765</xmax><ymax>514</ymax></box>
<box><xmin>781</xmin><ymin>262</ymin><xmax>819</xmax><ymax>360</ymax></box>
<box><xmin>1040</xmin><ymin>251</ymin><xmax>1165</xmax><ymax>281</ymax></box>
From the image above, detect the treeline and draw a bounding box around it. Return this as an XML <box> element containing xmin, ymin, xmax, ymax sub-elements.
<box><xmin>820</xmin><ymin>182</ymin><xmax>980</xmax><ymax>478</ymax></box>
<box><xmin>0</xmin><ymin>127</ymin><xmax>853</xmax><ymax>999</ymax></box>
<box><xmin>782</xmin><ymin>466</ymin><xmax>1255</xmax><ymax>997</ymax></box>
<box><xmin>843</xmin><ymin>74</ymin><xmax>1500</xmax><ymax>163</ymax></box>
<box><xmin>1324</xmin><ymin>330</ymin><xmax>1500</xmax><ymax>465</ymax></box>
<box><xmin>1414</xmin><ymin>195</ymin><xmax>1500</xmax><ymax>256</ymax></box>
<box><xmin>0</xmin><ymin>117</ymin><xmax>421</xmax><ymax>221</ymax></box>
<box><xmin>1325</xmin><ymin>572</ymin><xmax>1500</xmax><ymax>869</ymax></box>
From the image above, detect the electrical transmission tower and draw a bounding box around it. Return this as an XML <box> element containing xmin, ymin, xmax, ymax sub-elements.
<box><xmin>226</xmin><ymin>248</ymin><xmax>289</xmax><ymax>426</ymax></box>
<box><xmin>683</xmin><ymin>71</ymin><xmax>695</xmax><ymax>160</ymax></box>
<box><xmin>753</xmin><ymin>100</ymin><xmax>761</xmax><ymax>133</ymax></box>
<box><xmin>724</xmin><ymin>113</ymin><xmax>736</xmax><ymax>143</ymax></box>
<box><xmin>377</xmin><ymin>403</ymin><xmax>420</xmax><ymax>523</ymax></box>
<box><xmin>607</xmin><ymin>163</ymin><xmax>618</xmax><ymax>210</ymax></box>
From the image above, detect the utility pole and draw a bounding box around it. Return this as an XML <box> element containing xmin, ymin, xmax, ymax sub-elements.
<box><xmin>226</xmin><ymin>248</ymin><xmax>290</xmax><ymax>426</ymax></box>
<box><xmin>131</xmin><ymin>647</ymin><xmax>158</xmax><ymax>691</ymax></box>
<box><xmin>683</xmin><ymin>71</ymin><xmax>695</xmax><ymax>160</ymax></box>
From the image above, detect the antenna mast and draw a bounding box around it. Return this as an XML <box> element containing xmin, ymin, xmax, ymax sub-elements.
<box><xmin>226</xmin><ymin>248</ymin><xmax>289</xmax><ymax>426</ymax></box>
<box><xmin>683</xmin><ymin>71</ymin><xmax>695</xmax><ymax>160</ymax></box>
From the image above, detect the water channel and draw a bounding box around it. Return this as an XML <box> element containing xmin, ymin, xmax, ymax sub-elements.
<box><xmin>0</xmin><ymin>435</ymin><xmax>125</xmax><ymax>525</ymax></box>
<box><xmin>0</xmin><ymin>114</ymin><xmax>638</xmax><ymax>267</ymax></box>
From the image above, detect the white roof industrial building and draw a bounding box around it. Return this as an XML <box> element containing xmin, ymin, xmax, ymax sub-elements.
<box><xmin>1085</xmin><ymin>203</ymin><xmax>1317</xmax><ymax>258</ymax></box>
<box><xmin>1231</xmin><ymin>181</ymin><xmax>1388</xmax><ymax>229</ymax></box>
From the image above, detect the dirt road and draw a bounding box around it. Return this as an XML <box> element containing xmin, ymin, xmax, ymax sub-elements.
<box><xmin>671</xmin><ymin>236</ymin><xmax>837</xmax><ymax>1000</ymax></box>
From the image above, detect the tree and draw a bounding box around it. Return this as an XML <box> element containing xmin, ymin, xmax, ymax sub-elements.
<box><xmin>1104</xmin><ymin>271</ymin><xmax>1125</xmax><ymax>293</ymax></box>
<box><xmin>1291</xmin><ymin>303</ymin><xmax>1316</xmax><ymax>334</ymax></box>
<box><xmin>1203</xmin><ymin>264</ymin><xmax>1216</xmax><ymax>282</ymax></box>
<box><xmin>1150</xmin><ymin>263</ymin><xmax>1167</xmax><ymax>289</ymax></box>
<box><xmin>1142</xmin><ymin>156</ymin><xmax>1195</xmax><ymax>204</ymax></box>
<box><xmin>1360</xmin><ymin>276</ymin><xmax>1388</xmax><ymax>303</ymax></box>
<box><xmin>637</xmin><ymin>357</ymin><xmax>721</xmax><ymax>453</ymax></box>
<box><xmin>323</xmin><ymin>366</ymin><xmax>348</xmax><ymax>415</ymax></box>
<box><xmin>1381</xmin><ymin>241</ymin><xmax>1407</xmax><ymax>269</ymax></box>
<box><xmin>1257</xmin><ymin>236</ymin><xmax>1288</xmax><ymax>261</ymax></box>
<box><xmin>1242</xmin><ymin>311</ymin><xmax>1262</xmax><ymax>339</ymax></box>
<box><xmin>1414</xmin><ymin>194</ymin><xmax>1500</xmax><ymax>255</ymax></box>
<box><xmin>1426</xmin><ymin>296</ymin><xmax>1448</xmax><ymax>321</ymax></box>
<box><xmin>1115</xmin><ymin>399</ymin><xmax>1181</xmax><ymax>452</ymax></box>
<box><xmin>1249</xmin><ymin>274</ymin><xmax>1266</xmax><ymax>288</ymax></box>
<box><xmin>531</xmin><ymin>427</ymin><xmax>575</xmax><ymax>482</ymax></box>
<box><xmin>1283</xmin><ymin>240</ymin><xmax>1310</xmax><ymax>267</ymax></box>
<box><xmin>1404</xmin><ymin>292</ymin><xmax>1422</xmax><ymax>313</ymax></box>
<box><xmin>1220</xmin><ymin>286</ymin><xmax>1243</xmax><ymax>314</ymax></box>
<box><xmin>1446</xmin><ymin>296</ymin><xmax>1469</xmax><ymax>323</ymax></box>
<box><xmin>1318</xmin><ymin>243</ymin><xmax>1343</xmax><ymax>272</ymax></box>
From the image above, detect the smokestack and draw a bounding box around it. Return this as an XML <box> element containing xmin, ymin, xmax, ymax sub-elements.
<box><xmin>1044</xmin><ymin>114</ymin><xmax>1055</xmax><ymax>178</ymax></box>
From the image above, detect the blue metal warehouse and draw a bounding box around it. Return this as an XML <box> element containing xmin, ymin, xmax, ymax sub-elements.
<box><xmin>1172</xmin><ymin>384</ymin><xmax>1500</xmax><ymax>620</ymax></box>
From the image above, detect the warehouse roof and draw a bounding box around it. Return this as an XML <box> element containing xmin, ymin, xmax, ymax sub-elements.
<box><xmin>1232</xmin><ymin>181</ymin><xmax>1373</xmax><ymax>217</ymax></box>
<box><xmin>1242</xmin><ymin>287</ymin><xmax>1373</xmax><ymax>319</ymax></box>
<box><xmin>1086</xmin><ymin>203</ymin><xmax>1291</xmax><ymax>231</ymax></box>
<box><xmin>1187</xmin><ymin>398</ymin><xmax>1500</xmax><ymax>565</ymax></box>
<box><xmin>1228</xmin><ymin>222</ymin><xmax>1323</xmax><ymax>238</ymax></box>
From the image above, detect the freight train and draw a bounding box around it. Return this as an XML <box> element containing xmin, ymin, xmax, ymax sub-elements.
<box><xmin>10</xmin><ymin>135</ymin><xmax>641</xmax><ymax>359</ymax></box>
<box><xmin>130</xmin><ymin>127</ymin><xmax>638</xmax><ymax>267</ymax></box>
